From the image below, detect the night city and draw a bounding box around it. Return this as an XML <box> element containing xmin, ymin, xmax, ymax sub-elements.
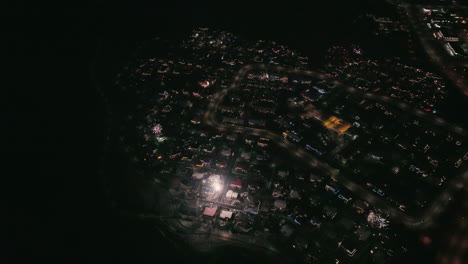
<box><xmin>7</xmin><ymin>0</ymin><xmax>468</xmax><ymax>263</ymax></box>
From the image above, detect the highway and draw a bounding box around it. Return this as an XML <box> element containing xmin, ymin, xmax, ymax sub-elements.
<box><xmin>204</xmin><ymin>63</ymin><xmax>468</xmax><ymax>229</ymax></box>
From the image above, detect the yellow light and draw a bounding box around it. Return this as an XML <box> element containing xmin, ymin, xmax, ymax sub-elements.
<box><xmin>322</xmin><ymin>116</ymin><xmax>350</xmax><ymax>134</ymax></box>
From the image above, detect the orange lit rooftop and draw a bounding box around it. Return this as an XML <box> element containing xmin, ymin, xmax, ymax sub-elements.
<box><xmin>322</xmin><ymin>116</ymin><xmax>351</xmax><ymax>134</ymax></box>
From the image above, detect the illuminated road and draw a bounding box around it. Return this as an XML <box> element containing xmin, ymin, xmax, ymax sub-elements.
<box><xmin>204</xmin><ymin>63</ymin><xmax>468</xmax><ymax>229</ymax></box>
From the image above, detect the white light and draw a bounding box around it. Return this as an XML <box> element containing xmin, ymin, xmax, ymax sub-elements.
<box><xmin>213</xmin><ymin>183</ymin><xmax>222</xmax><ymax>192</ymax></box>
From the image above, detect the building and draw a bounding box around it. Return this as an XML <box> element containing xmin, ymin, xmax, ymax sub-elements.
<box><xmin>220</xmin><ymin>148</ymin><xmax>232</xmax><ymax>157</ymax></box>
<box><xmin>230</xmin><ymin>178</ymin><xmax>243</xmax><ymax>189</ymax></box>
<box><xmin>274</xmin><ymin>199</ymin><xmax>287</xmax><ymax>209</ymax></box>
<box><xmin>290</xmin><ymin>190</ymin><xmax>301</xmax><ymax>199</ymax></box>
<box><xmin>309</xmin><ymin>173</ymin><xmax>323</xmax><ymax>182</ymax></box>
<box><xmin>277</xmin><ymin>170</ymin><xmax>290</xmax><ymax>178</ymax></box>
<box><xmin>219</xmin><ymin>210</ymin><xmax>233</xmax><ymax>219</ymax></box>
<box><xmin>226</xmin><ymin>133</ymin><xmax>238</xmax><ymax>141</ymax></box>
<box><xmin>272</xmin><ymin>188</ymin><xmax>282</xmax><ymax>198</ymax></box>
<box><xmin>202</xmin><ymin>144</ymin><xmax>216</xmax><ymax>153</ymax></box>
<box><xmin>240</xmin><ymin>150</ymin><xmax>252</xmax><ymax>160</ymax></box>
<box><xmin>215</xmin><ymin>159</ymin><xmax>228</xmax><ymax>169</ymax></box>
<box><xmin>435</xmin><ymin>29</ymin><xmax>459</xmax><ymax>41</ymax></box>
<box><xmin>257</xmin><ymin>138</ymin><xmax>270</xmax><ymax>147</ymax></box>
<box><xmin>234</xmin><ymin>161</ymin><xmax>249</xmax><ymax>174</ymax></box>
<box><xmin>203</xmin><ymin>206</ymin><xmax>217</xmax><ymax>217</ymax></box>
<box><xmin>322</xmin><ymin>116</ymin><xmax>351</xmax><ymax>135</ymax></box>
<box><xmin>199</xmin><ymin>157</ymin><xmax>212</xmax><ymax>167</ymax></box>
<box><xmin>226</xmin><ymin>190</ymin><xmax>239</xmax><ymax>199</ymax></box>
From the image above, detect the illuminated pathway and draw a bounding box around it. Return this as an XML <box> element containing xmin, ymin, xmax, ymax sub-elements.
<box><xmin>204</xmin><ymin>63</ymin><xmax>468</xmax><ymax>230</ymax></box>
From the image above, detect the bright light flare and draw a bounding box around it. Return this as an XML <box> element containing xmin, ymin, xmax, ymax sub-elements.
<box><xmin>152</xmin><ymin>124</ymin><xmax>163</xmax><ymax>135</ymax></box>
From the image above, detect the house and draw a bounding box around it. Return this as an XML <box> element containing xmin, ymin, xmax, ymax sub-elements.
<box><xmin>257</xmin><ymin>138</ymin><xmax>269</xmax><ymax>147</ymax></box>
<box><xmin>272</xmin><ymin>188</ymin><xmax>282</xmax><ymax>198</ymax></box>
<box><xmin>325</xmin><ymin>183</ymin><xmax>340</xmax><ymax>195</ymax></box>
<box><xmin>187</xmin><ymin>143</ymin><xmax>200</xmax><ymax>151</ymax></box>
<box><xmin>323</xmin><ymin>205</ymin><xmax>337</xmax><ymax>219</ymax></box>
<box><xmin>256</xmin><ymin>154</ymin><xmax>267</xmax><ymax>161</ymax></box>
<box><xmin>181</xmin><ymin>153</ymin><xmax>193</xmax><ymax>161</ymax></box>
<box><xmin>169</xmin><ymin>152</ymin><xmax>182</xmax><ymax>160</ymax></box>
<box><xmin>234</xmin><ymin>161</ymin><xmax>249</xmax><ymax>174</ymax></box>
<box><xmin>309</xmin><ymin>217</ymin><xmax>321</xmax><ymax>228</ymax></box>
<box><xmin>203</xmin><ymin>206</ymin><xmax>217</xmax><ymax>217</ymax></box>
<box><xmin>230</xmin><ymin>178</ymin><xmax>243</xmax><ymax>189</ymax></box>
<box><xmin>220</xmin><ymin>210</ymin><xmax>233</xmax><ymax>219</ymax></box>
<box><xmin>226</xmin><ymin>190</ymin><xmax>239</xmax><ymax>199</ymax></box>
<box><xmin>215</xmin><ymin>159</ymin><xmax>228</xmax><ymax>169</ymax></box>
<box><xmin>220</xmin><ymin>105</ymin><xmax>237</xmax><ymax>113</ymax></box>
<box><xmin>277</xmin><ymin>170</ymin><xmax>290</xmax><ymax>178</ymax></box>
<box><xmin>200</xmin><ymin>157</ymin><xmax>212</xmax><ymax>167</ymax></box>
<box><xmin>274</xmin><ymin>199</ymin><xmax>287</xmax><ymax>209</ymax></box>
<box><xmin>226</xmin><ymin>133</ymin><xmax>238</xmax><ymax>141</ymax></box>
<box><xmin>240</xmin><ymin>150</ymin><xmax>252</xmax><ymax>160</ymax></box>
<box><xmin>220</xmin><ymin>148</ymin><xmax>232</xmax><ymax>157</ymax></box>
<box><xmin>338</xmin><ymin>194</ymin><xmax>352</xmax><ymax>203</ymax></box>
<box><xmin>244</xmin><ymin>136</ymin><xmax>256</xmax><ymax>145</ymax></box>
<box><xmin>203</xmin><ymin>144</ymin><xmax>216</xmax><ymax>153</ymax></box>
<box><xmin>290</xmin><ymin>190</ymin><xmax>301</xmax><ymax>199</ymax></box>
<box><xmin>192</xmin><ymin>171</ymin><xmax>205</xmax><ymax>180</ymax></box>
<box><xmin>309</xmin><ymin>173</ymin><xmax>322</xmax><ymax>182</ymax></box>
